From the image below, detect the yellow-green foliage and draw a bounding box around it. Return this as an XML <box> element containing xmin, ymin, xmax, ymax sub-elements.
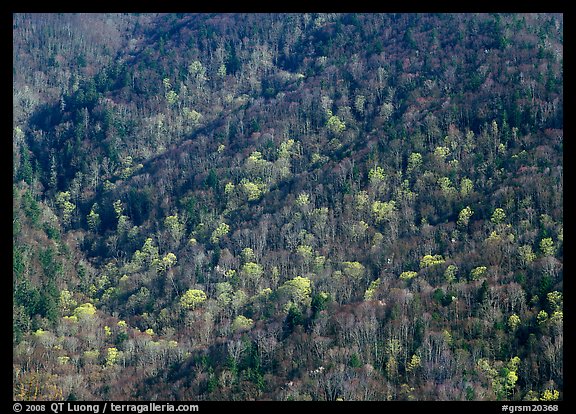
<box><xmin>420</xmin><ymin>254</ymin><xmax>445</xmax><ymax>269</ymax></box>
<box><xmin>470</xmin><ymin>266</ymin><xmax>487</xmax><ymax>280</ymax></box>
<box><xmin>372</xmin><ymin>200</ymin><xmax>396</xmax><ymax>223</ymax></box>
<box><xmin>540</xmin><ymin>389</ymin><xmax>560</xmax><ymax>401</ymax></box>
<box><xmin>508</xmin><ymin>314</ymin><xmax>521</xmax><ymax>331</ymax></box>
<box><xmin>518</xmin><ymin>245</ymin><xmax>536</xmax><ymax>265</ymax></box>
<box><xmin>232</xmin><ymin>315</ymin><xmax>254</xmax><ymax>332</ymax></box>
<box><xmin>278</xmin><ymin>139</ymin><xmax>295</xmax><ymax>159</ymax></box>
<box><xmin>296</xmin><ymin>244</ymin><xmax>314</xmax><ymax>259</ymax></box>
<box><xmin>87</xmin><ymin>205</ymin><xmax>101</xmax><ymax>231</ymax></box>
<box><xmin>400</xmin><ymin>271</ymin><xmax>418</xmax><ymax>280</ymax></box>
<box><xmin>240</xmin><ymin>247</ymin><xmax>256</xmax><ymax>263</ymax></box>
<box><xmin>240</xmin><ymin>179</ymin><xmax>264</xmax><ymax>201</ymax></box>
<box><xmin>105</xmin><ymin>347</ymin><xmax>120</xmax><ymax>366</ymax></box>
<box><xmin>547</xmin><ymin>291</ymin><xmax>562</xmax><ymax>311</ymax></box>
<box><xmin>477</xmin><ymin>356</ymin><xmax>521</xmax><ymax>399</ymax></box>
<box><xmin>406</xmin><ymin>354</ymin><xmax>421</xmax><ymax>372</ymax></box>
<box><xmin>164</xmin><ymin>214</ymin><xmax>184</xmax><ymax>241</ymax></box>
<box><xmin>342</xmin><ymin>261</ymin><xmax>365</xmax><ymax>279</ymax></box>
<box><xmin>295</xmin><ymin>192</ymin><xmax>310</xmax><ymax>207</ymax></box>
<box><xmin>211</xmin><ymin>222</ymin><xmax>230</xmax><ymax>244</ymax></box>
<box><xmin>457</xmin><ymin>206</ymin><xmax>474</xmax><ymax>228</ymax></box>
<box><xmin>444</xmin><ymin>264</ymin><xmax>458</xmax><ymax>283</ymax></box>
<box><xmin>364</xmin><ymin>278</ymin><xmax>381</xmax><ymax>300</ymax></box>
<box><xmin>437</xmin><ymin>176</ymin><xmax>455</xmax><ymax>197</ymax></box>
<box><xmin>156</xmin><ymin>252</ymin><xmax>177</xmax><ymax>273</ymax></box>
<box><xmin>279</xmin><ymin>276</ymin><xmax>312</xmax><ymax>307</ymax></box>
<box><xmin>326</xmin><ymin>115</ymin><xmax>346</xmax><ymax>134</ymax></box>
<box><xmin>491</xmin><ymin>208</ymin><xmax>507</xmax><ymax>224</ymax></box>
<box><xmin>180</xmin><ymin>289</ymin><xmax>207</xmax><ymax>310</ymax></box>
<box><xmin>73</xmin><ymin>303</ymin><xmax>97</xmax><ymax>319</ymax></box>
<box><xmin>55</xmin><ymin>191</ymin><xmax>75</xmax><ymax>225</ymax></box>
<box><xmin>460</xmin><ymin>177</ymin><xmax>474</xmax><ymax>197</ymax></box>
<box><xmin>224</xmin><ymin>182</ymin><xmax>235</xmax><ymax>195</ymax></box>
<box><xmin>183</xmin><ymin>107</ymin><xmax>202</xmax><ymax>124</ymax></box>
<box><xmin>241</xmin><ymin>262</ymin><xmax>264</xmax><ymax>280</ymax></box>
<box><xmin>539</xmin><ymin>237</ymin><xmax>555</xmax><ymax>256</ymax></box>
<box><xmin>368</xmin><ymin>166</ymin><xmax>386</xmax><ymax>185</ymax></box>
<box><xmin>59</xmin><ymin>289</ymin><xmax>77</xmax><ymax>313</ymax></box>
<box><xmin>434</xmin><ymin>146</ymin><xmax>450</xmax><ymax>160</ymax></box>
<box><xmin>537</xmin><ymin>310</ymin><xmax>548</xmax><ymax>325</ymax></box>
<box><xmin>407</xmin><ymin>152</ymin><xmax>423</xmax><ymax>173</ymax></box>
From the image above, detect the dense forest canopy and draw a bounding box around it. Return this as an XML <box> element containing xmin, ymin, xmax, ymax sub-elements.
<box><xmin>13</xmin><ymin>13</ymin><xmax>562</xmax><ymax>401</ymax></box>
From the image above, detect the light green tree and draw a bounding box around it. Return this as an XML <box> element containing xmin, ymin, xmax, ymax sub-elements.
<box><xmin>477</xmin><ymin>356</ymin><xmax>521</xmax><ymax>399</ymax></box>
<box><xmin>457</xmin><ymin>206</ymin><xmax>474</xmax><ymax>228</ymax></box>
<box><xmin>470</xmin><ymin>266</ymin><xmax>487</xmax><ymax>280</ymax></box>
<box><xmin>224</xmin><ymin>182</ymin><xmax>235</xmax><ymax>195</ymax></box>
<box><xmin>406</xmin><ymin>354</ymin><xmax>421</xmax><ymax>372</ymax></box>
<box><xmin>278</xmin><ymin>276</ymin><xmax>312</xmax><ymax>308</ymax></box>
<box><xmin>364</xmin><ymin>278</ymin><xmax>381</xmax><ymax>300</ymax></box>
<box><xmin>217</xmin><ymin>64</ymin><xmax>227</xmax><ymax>78</ymax></box>
<box><xmin>368</xmin><ymin>166</ymin><xmax>386</xmax><ymax>186</ymax></box>
<box><xmin>156</xmin><ymin>252</ymin><xmax>177</xmax><ymax>273</ymax></box>
<box><xmin>460</xmin><ymin>177</ymin><xmax>474</xmax><ymax>197</ymax></box>
<box><xmin>142</xmin><ymin>237</ymin><xmax>160</xmax><ymax>263</ymax></box>
<box><xmin>87</xmin><ymin>203</ymin><xmax>101</xmax><ymax>232</ymax></box>
<box><xmin>278</xmin><ymin>139</ymin><xmax>295</xmax><ymax>159</ymax></box>
<box><xmin>165</xmin><ymin>213</ymin><xmax>185</xmax><ymax>243</ymax></box>
<box><xmin>188</xmin><ymin>60</ymin><xmax>207</xmax><ymax>81</ymax></box>
<box><xmin>540</xmin><ymin>389</ymin><xmax>560</xmax><ymax>401</ymax></box>
<box><xmin>240</xmin><ymin>247</ymin><xmax>256</xmax><ymax>263</ymax></box>
<box><xmin>437</xmin><ymin>177</ymin><xmax>456</xmax><ymax>197</ymax></box>
<box><xmin>537</xmin><ymin>310</ymin><xmax>548</xmax><ymax>325</ymax></box>
<box><xmin>240</xmin><ymin>179</ymin><xmax>264</xmax><ymax>201</ymax></box>
<box><xmin>113</xmin><ymin>199</ymin><xmax>124</xmax><ymax>219</ymax></box>
<box><xmin>105</xmin><ymin>347</ymin><xmax>121</xmax><ymax>366</ymax></box>
<box><xmin>241</xmin><ymin>262</ymin><xmax>264</xmax><ymax>285</ymax></box>
<box><xmin>354</xmin><ymin>94</ymin><xmax>366</xmax><ymax>115</ymax></box>
<box><xmin>342</xmin><ymin>261</ymin><xmax>365</xmax><ymax>280</ymax></box>
<box><xmin>400</xmin><ymin>271</ymin><xmax>418</xmax><ymax>280</ymax></box>
<box><xmin>420</xmin><ymin>254</ymin><xmax>445</xmax><ymax>269</ymax></box>
<box><xmin>59</xmin><ymin>290</ymin><xmax>77</xmax><ymax>314</ymax></box>
<box><xmin>385</xmin><ymin>338</ymin><xmax>402</xmax><ymax>379</ymax></box>
<box><xmin>433</xmin><ymin>146</ymin><xmax>450</xmax><ymax>160</ymax></box>
<box><xmin>295</xmin><ymin>192</ymin><xmax>310</xmax><ymax>207</ymax></box>
<box><xmin>547</xmin><ymin>291</ymin><xmax>563</xmax><ymax>311</ymax></box>
<box><xmin>444</xmin><ymin>264</ymin><xmax>458</xmax><ymax>283</ymax></box>
<box><xmin>491</xmin><ymin>208</ymin><xmax>507</xmax><ymax>225</ymax></box>
<box><xmin>372</xmin><ymin>200</ymin><xmax>396</xmax><ymax>223</ymax></box>
<box><xmin>183</xmin><ymin>107</ymin><xmax>202</xmax><ymax>124</ymax></box>
<box><xmin>73</xmin><ymin>302</ymin><xmax>97</xmax><ymax>319</ymax></box>
<box><xmin>55</xmin><ymin>191</ymin><xmax>76</xmax><ymax>226</ymax></box>
<box><xmin>518</xmin><ymin>244</ymin><xmax>536</xmax><ymax>267</ymax></box>
<box><xmin>539</xmin><ymin>237</ymin><xmax>555</xmax><ymax>256</ymax></box>
<box><xmin>407</xmin><ymin>152</ymin><xmax>423</xmax><ymax>173</ymax></box>
<box><xmin>296</xmin><ymin>244</ymin><xmax>314</xmax><ymax>260</ymax></box>
<box><xmin>326</xmin><ymin>115</ymin><xmax>346</xmax><ymax>134</ymax></box>
<box><xmin>508</xmin><ymin>314</ymin><xmax>521</xmax><ymax>331</ymax></box>
<box><xmin>180</xmin><ymin>289</ymin><xmax>207</xmax><ymax>310</ymax></box>
<box><xmin>215</xmin><ymin>281</ymin><xmax>234</xmax><ymax>310</ymax></box>
<box><xmin>232</xmin><ymin>315</ymin><xmax>254</xmax><ymax>332</ymax></box>
<box><xmin>211</xmin><ymin>222</ymin><xmax>230</xmax><ymax>244</ymax></box>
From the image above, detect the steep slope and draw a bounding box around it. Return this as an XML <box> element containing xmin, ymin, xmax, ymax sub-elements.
<box><xmin>13</xmin><ymin>13</ymin><xmax>562</xmax><ymax>401</ymax></box>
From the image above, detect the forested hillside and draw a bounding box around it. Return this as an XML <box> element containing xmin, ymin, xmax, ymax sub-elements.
<box><xmin>13</xmin><ymin>13</ymin><xmax>563</xmax><ymax>401</ymax></box>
